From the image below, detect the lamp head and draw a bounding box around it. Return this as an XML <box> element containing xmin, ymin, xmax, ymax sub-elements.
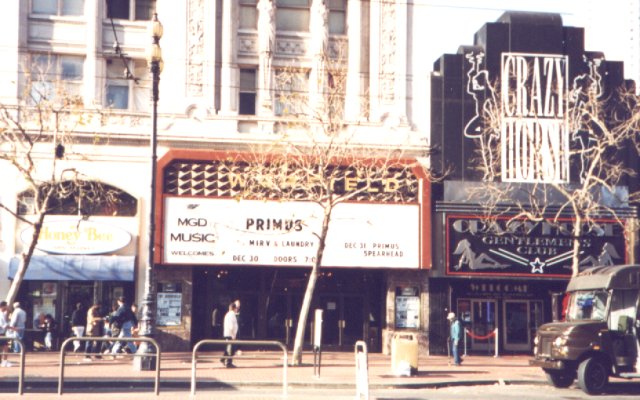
<box><xmin>150</xmin><ymin>13</ymin><xmax>163</xmax><ymax>41</ymax></box>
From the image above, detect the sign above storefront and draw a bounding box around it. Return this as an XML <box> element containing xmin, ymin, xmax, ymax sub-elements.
<box><xmin>445</xmin><ymin>214</ymin><xmax>627</xmax><ymax>277</ymax></box>
<box><xmin>163</xmin><ymin>197</ymin><xmax>420</xmax><ymax>269</ymax></box>
<box><xmin>431</xmin><ymin>12</ymin><xmax>629</xmax><ymax>184</ymax></box>
<box><xmin>21</xmin><ymin>219</ymin><xmax>131</xmax><ymax>255</ymax></box>
<box><xmin>499</xmin><ymin>53</ymin><xmax>569</xmax><ymax>183</ymax></box>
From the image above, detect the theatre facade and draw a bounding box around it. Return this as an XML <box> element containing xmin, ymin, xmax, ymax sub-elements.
<box><xmin>429</xmin><ymin>12</ymin><xmax>639</xmax><ymax>354</ymax></box>
<box><xmin>151</xmin><ymin>149</ymin><xmax>432</xmax><ymax>352</ymax></box>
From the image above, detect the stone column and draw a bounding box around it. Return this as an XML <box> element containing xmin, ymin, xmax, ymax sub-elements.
<box><xmin>0</xmin><ymin>0</ymin><xmax>22</xmax><ymax>103</ymax></box>
<box><xmin>308</xmin><ymin>0</ymin><xmax>329</xmax><ymax>117</ymax></box>
<box><xmin>257</xmin><ymin>0</ymin><xmax>275</xmax><ymax>115</ymax></box>
<box><xmin>369</xmin><ymin>0</ymin><xmax>408</xmax><ymax>125</ymax></box>
<box><xmin>345</xmin><ymin>0</ymin><xmax>364</xmax><ymax>120</ymax></box>
<box><xmin>392</xmin><ymin>0</ymin><xmax>408</xmax><ymax>124</ymax></box>
<box><xmin>84</xmin><ymin>0</ymin><xmax>101</xmax><ymax>105</ymax></box>
<box><xmin>219</xmin><ymin>0</ymin><xmax>238</xmax><ymax>114</ymax></box>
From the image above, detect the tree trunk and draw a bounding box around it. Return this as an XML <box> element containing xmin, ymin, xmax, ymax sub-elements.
<box><xmin>291</xmin><ymin>203</ymin><xmax>331</xmax><ymax>366</ymax></box>
<box><xmin>291</xmin><ymin>264</ymin><xmax>318</xmax><ymax>365</ymax></box>
<box><xmin>5</xmin><ymin>213</ymin><xmax>45</xmax><ymax>305</ymax></box>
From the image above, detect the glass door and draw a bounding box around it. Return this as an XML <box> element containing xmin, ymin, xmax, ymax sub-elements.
<box><xmin>529</xmin><ymin>300</ymin><xmax>544</xmax><ymax>350</ymax></box>
<box><xmin>318</xmin><ymin>294</ymin><xmax>365</xmax><ymax>349</ymax></box>
<box><xmin>503</xmin><ymin>300</ymin><xmax>531</xmax><ymax>351</ymax></box>
<box><xmin>342</xmin><ymin>295</ymin><xmax>364</xmax><ymax>347</ymax></box>
<box><xmin>265</xmin><ymin>293</ymin><xmax>304</xmax><ymax>346</ymax></box>
<box><xmin>320</xmin><ymin>295</ymin><xmax>341</xmax><ymax>346</ymax></box>
<box><xmin>469</xmin><ymin>299</ymin><xmax>497</xmax><ymax>352</ymax></box>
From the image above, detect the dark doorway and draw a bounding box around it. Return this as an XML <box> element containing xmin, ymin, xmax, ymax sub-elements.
<box><xmin>318</xmin><ymin>294</ymin><xmax>365</xmax><ymax>350</ymax></box>
<box><xmin>191</xmin><ymin>267</ymin><xmax>383</xmax><ymax>351</ymax></box>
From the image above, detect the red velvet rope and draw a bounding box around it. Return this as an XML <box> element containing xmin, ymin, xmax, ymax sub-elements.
<box><xmin>464</xmin><ymin>328</ymin><xmax>496</xmax><ymax>340</ymax></box>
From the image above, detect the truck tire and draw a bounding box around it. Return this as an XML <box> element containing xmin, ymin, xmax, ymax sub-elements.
<box><xmin>545</xmin><ymin>370</ymin><xmax>574</xmax><ymax>388</ymax></box>
<box><xmin>577</xmin><ymin>357</ymin><xmax>609</xmax><ymax>395</ymax></box>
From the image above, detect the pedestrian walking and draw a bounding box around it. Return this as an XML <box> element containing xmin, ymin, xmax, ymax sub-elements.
<box><xmin>101</xmin><ymin>303</ymin><xmax>118</xmax><ymax>354</ymax></box>
<box><xmin>211</xmin><ymin>307</ymin><xmax>221</xmax><ymax>338</ymax></box>
<box><xmin>110</xmin><ymin>297</ymin><xmax>138</xmax><ymax>355</ymax></box>
<box><xmin>70</xmin><ymin>303</ymin><xmax>86</xmax><ymax>352</ymax></box>
<box><xmin>233</xmin><ymin>299</ymin><xmax>245</xmax><ymax>355</ymax></box>
<box><xmin>447</xmin><ymin>312</ymin><xmax>463</xmax><ymax>366</ymax></box>
<box><xmin>84</xmin><ymin>304</ymin><xmax>103</xmax><ymax>361</ymax></box>
<box><xmin>0</xmin><ymin>301</ymin><xmax>12</xmax><ymax>367</ymax></box>
<box><xmin>8</xmin><ymin>302</ymin><xmax>26</xmax><ymax>353</ymax></box>
<box><xmin>41</xmin><ymin>314</ymin><xmax>57</xmax><ymax>351</ymax></box>
<box><xmin>234</xmin><ymin>299</ymin><xmax>242</xmax><ymax>338</ymax></box>
<box><xmin>220</xmin><ymin>302</ymin><xmax>238</xmax><ymax>368</ymax></box>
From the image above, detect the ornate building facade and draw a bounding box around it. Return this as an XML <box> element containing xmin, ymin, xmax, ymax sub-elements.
<box><xmin>0</xmin><ymin>1</ymin><xmax>638</xmax><ymax>353</ymax></box>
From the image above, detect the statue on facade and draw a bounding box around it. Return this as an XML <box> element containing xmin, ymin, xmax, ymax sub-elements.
<box><xmin>257</xmin><ymin>0</ymin><xmax>275</xmax><ymax>55</ymax></box>
<box><xmin>257</xmin><ymin>0</ymin><xmax>275</xmax><ymax>111</ymax></box>
<box><xmin>307</xmin><ymin>0</ymin><xmax>329</xmax><ymax>115</ymax></box>
<box><xmin>309</xmin><ymin>0</ymin><xmax>329</xmax><ymax>58</ymax></box>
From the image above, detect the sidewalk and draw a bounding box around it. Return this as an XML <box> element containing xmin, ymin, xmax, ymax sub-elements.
<box><xmin>0</xmin><ymin>349</ymin><xmax>547</xmax><ymax>392</ymax></box>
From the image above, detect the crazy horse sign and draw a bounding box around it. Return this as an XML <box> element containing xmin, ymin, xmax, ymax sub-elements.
<box><xmin>431</xmin><ymin>11</ymin><xmax>630</xmax><ymax>184</ymax></box>
<box><xmin>430</xmin><ymin>11</ymin><xmax>638</xmax><ymax>278</ymax></box>
<box><xmin>500</xmin><ymin>52</ymin><xmax>569</xmax><ymax>183</ymax></box>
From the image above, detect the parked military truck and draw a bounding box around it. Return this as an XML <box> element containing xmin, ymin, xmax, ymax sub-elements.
<box><xmin>531</xmin><ymin>264</ymin><xmax>640</xmax><ymax>394</ymax></box>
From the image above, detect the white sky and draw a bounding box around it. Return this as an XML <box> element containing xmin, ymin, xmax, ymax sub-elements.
<box><xmin>410</xmin><ymin>0</ymin><xmax>640</xmax><ymax>131</ymax></box>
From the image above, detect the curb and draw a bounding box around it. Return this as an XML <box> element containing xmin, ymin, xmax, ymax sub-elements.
<box><xmin>0</xmin><ymin>378</ymin><xmax>548</xmax><ymax>393</ymax></box>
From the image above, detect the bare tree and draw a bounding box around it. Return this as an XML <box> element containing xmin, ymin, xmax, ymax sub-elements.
<box><xmin>0</xmin><ymin>64</ymin><xmax>120</xmax><ymax>304</ymax></box>
<box><xmin>233</xmin><ymin>45</ymin><xmax>432</xmax><ymax>365</ymax></box>
<box><xmin>468</xmin><ymin>54</ymin><xmax>640</xmax><ymax>276</ymax></box>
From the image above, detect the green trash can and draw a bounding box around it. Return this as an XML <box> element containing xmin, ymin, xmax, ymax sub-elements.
<box><xmin>391</xmin><ymin>332</ymin><xmax>418</xmax><ymax>376</ymax></box>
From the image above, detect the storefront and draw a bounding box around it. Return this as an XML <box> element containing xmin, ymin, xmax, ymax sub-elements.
<box><xmin>9</xmin><ymin>183</ymin><xmax>138</xmax><ymax>349</ymax></box>
<box><xmin>152</xmin><ymin>149</ymin><xmax>432</xmax><ymax>352</ymax></box>
<box><xmin>429</xmin><ymin>12</ymin><xmax>638</xmax><ymax>354</ymax></box>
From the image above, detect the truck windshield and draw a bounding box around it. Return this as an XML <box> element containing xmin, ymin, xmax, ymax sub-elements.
<box><xmin>566</xmin><ymin>290</ymin><xmax>608</xmax><ymax>321</ymax></box>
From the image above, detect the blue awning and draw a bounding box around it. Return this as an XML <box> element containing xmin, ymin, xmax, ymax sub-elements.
<box><xmin>9</xmin><ymin>255</ymin><xmax>135</xmax><ymax>281</ymax></box>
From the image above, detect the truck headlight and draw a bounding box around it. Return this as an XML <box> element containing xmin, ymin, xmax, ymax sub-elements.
<box><xmin>559</xmin><ymin>346</ymin><xmax>569</xmax><ymax>356</ymax></box>
<box><xmin>554</xmin><ymin>336</ymin><xmax>567</xmax><ymax>347</ymax></box>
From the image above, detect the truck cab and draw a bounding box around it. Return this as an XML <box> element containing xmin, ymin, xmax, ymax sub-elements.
<box><xmin>531</xmin><ymin>264</ymin><xmax>640</xmax><ymax>394</ymax></box>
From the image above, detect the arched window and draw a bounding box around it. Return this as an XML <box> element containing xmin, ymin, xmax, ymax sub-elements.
<box><xmin>17</xmin><ymin>180</ymin><xmax>137</xmax><ymax>216</ymax></box>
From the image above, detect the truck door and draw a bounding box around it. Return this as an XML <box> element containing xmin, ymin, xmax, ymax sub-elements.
<box><xmin>608</xmin><ymin>289</ymin><xmax>639</xmax><ymax>364</ymax></box>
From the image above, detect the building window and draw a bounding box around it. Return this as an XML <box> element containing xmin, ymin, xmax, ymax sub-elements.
<box><xmin>105</xmin><ymin>58</ymin><xmax>149</xmax><ymax>111</ymax></box>
<box><xmin>328</xmin><ymin>0</ymin><xmax>345</xmax><ymax>34</ymax></box>
<box><xmin>276</xmin><ymin>0</ymin><xmax>310</xmax><ymax>32</ymax></box>
<box><xmin>28</xmin><ymin>54</ymin><xmax>84</xmax><ymax>103</ymax></box>
<box><xmin>274</xmin><ymin>68</ymin><xmax>309</xmax><ymax>116</ymax></box>
<box><xmin>17</xmin><ymin>181</ymin><xmax>138</xmax><ymax>216</ymax></box>
<box><xmin>32</xmin><ymin>0</ymin><xmax>84</xmax><ymax>16</ymax></box>
<box><xmin>239</xmin><ymin>0</ymin><xmax>258</xmax><ymax>29</ymax></box>
<box><xmin>106</xmin><ymin>0</ymin><xmax>156</xmax><ymax>21</ymax></box>
<box><xmin>239</xmin><ymin>69</ymin><xmax>257</xmax><ymax>115</ymax></box>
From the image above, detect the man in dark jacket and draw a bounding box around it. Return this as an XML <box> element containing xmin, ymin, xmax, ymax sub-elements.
<box><xmin>110</xmin><ymin>297</ymin><xmax>138</xmax><ymax>354</ymax></box>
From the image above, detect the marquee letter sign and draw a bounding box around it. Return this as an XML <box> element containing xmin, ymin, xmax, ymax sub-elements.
<box><xmin>500</xmin><ymin>53</ymin><xmax>569</xmax><ymax>183</ymax></box>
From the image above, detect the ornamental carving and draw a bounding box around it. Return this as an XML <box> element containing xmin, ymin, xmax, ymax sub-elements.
<box><xmin>379</xmin><ymin>1</ymin><xmax>396</xmax><ymax>103</ymax></box>
<box><xmin>187</xmin><ymin>0</ymin><xmax>205</xmax><ymax>96</ymax></box>
<box><xmin>238</xmin><ymin>35</ymin><xmax>257</xmax><ymax>55</ymax></box>
<box><xmin>276</xmin><ymin>39</ymin><xmax>306</xmax><ymax>57</ymax></box>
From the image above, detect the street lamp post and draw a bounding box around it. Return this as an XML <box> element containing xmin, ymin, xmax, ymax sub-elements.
<box><xmin>134</xmin><ymin>13</ymin><xmax>163</xmax><ymax>371</ymax></box>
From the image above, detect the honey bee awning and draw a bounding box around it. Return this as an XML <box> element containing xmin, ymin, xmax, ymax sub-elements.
<box><xmin>8</xmin><ymin>255</ymin><xmax>135</xmax><ymax>281</ymax></box>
